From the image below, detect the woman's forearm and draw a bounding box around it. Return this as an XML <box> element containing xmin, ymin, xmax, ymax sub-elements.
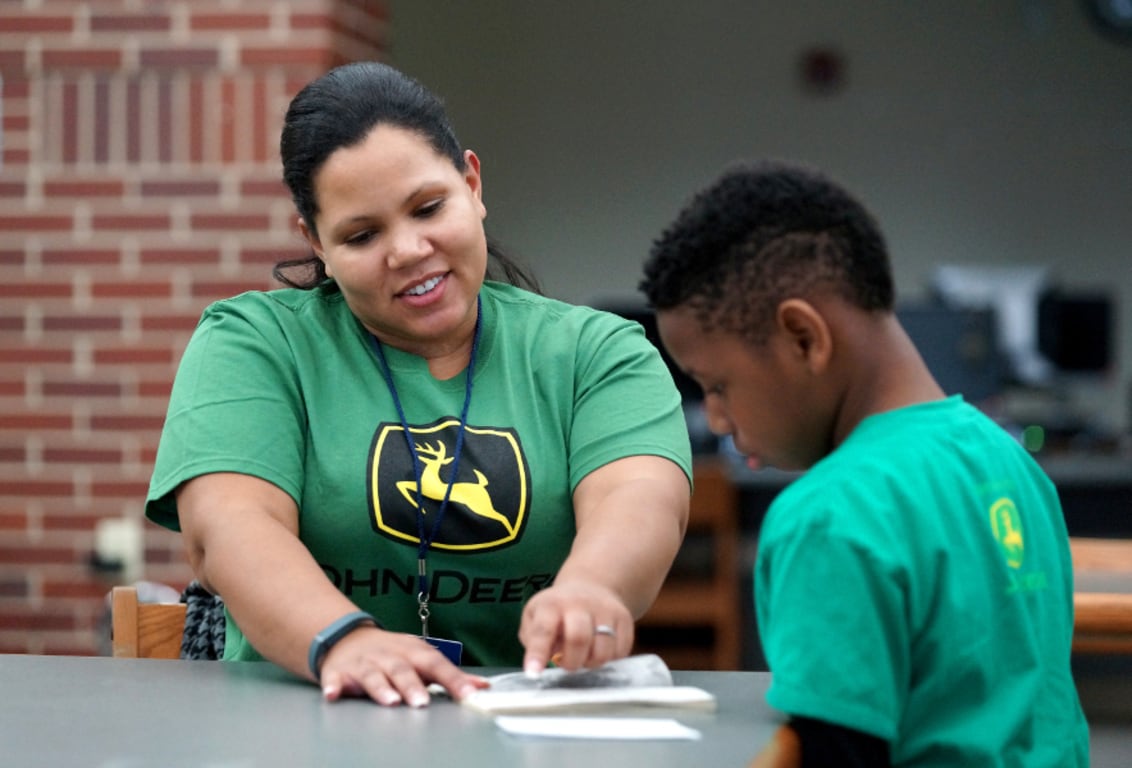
<box><xmin>561</xmin><ymin>455</ymin><xmax>690</xmax><ymax>616</ymax></box>
<box><xmin>177</xmin><ymin>473</ymin><xmax>364</xmax><ymax>680</ymax></box>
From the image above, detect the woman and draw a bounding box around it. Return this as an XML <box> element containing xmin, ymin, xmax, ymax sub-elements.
<box><xmin>145</xmin><ymin>61</ymin><xmax>692</xmax><ymax>708</ymax></box>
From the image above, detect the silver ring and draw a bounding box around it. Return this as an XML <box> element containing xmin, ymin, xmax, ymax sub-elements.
<box><xmin>594</xmin><ymin>624</ymin><xmax>616</xmax><ymax>638</ymax></box>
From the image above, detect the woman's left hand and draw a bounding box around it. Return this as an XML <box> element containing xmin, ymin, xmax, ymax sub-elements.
<box><xmin>518</xmin><ymin>579</ymin><xmax>634</xmax><ymax>676</ymax></box>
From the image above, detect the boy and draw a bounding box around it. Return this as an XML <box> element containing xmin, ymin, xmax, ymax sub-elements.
<box><xmin>639</xmin><ymin>160</ymin><xmax>1088</xmax><ymax>766</ymax></box>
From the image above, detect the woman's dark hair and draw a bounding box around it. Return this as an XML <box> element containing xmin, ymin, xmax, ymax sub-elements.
<box><xmin>640</xmin><ymin>159</ymin><xmax>892</xmax><ymax>345</ymax></box>
<box><xmin>273</xmin><ymin>61</ymin><xmax>538</xmax><ymax>293</ymax></box>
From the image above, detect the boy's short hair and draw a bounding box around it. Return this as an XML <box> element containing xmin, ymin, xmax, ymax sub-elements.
<box><xmin>640</xmin><ymin>159</ymin><xmax>895</xmax><ymax>345</ymax></box>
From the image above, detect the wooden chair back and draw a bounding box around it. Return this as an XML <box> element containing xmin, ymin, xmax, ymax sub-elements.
<box><xmin>110</xmin><ymin>585</ymin><xmax>187</xmax><ymax>659</ymax></box>
<box><xmin>1070</xmin><ymin>537</ymin><xmax>1132</xmax><ymax>655</ymax></box>
<box><xmin>638</xmin><ymin>458</ymin><xmax>742</xmax><ymax>669</ymax></box>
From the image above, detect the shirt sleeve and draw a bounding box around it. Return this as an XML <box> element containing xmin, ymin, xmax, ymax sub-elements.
<box><xmin>756</xmin><ymin>513</ymin><xmax>910</xmax><ymax>741</ymax></box>
<box><xmin>565</xmin><ymin>312</ymin><xmax>692</xmax><ymax>490</ymax></box>
<box><xmin>145</xmin><ymin>300</ymin><xmax>307</xmax><ymax>530</ymax></box>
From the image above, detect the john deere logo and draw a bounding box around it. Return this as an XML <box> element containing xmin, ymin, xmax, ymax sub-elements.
<box><xmin>989</xmin><ymin>497</ymin><xmax>1024</xmax><ymax>569</ymax></box>
<box><xmin>368</xmin><ymin>420</ymin><xmax>529</xmax><ymax>552</ymax></box>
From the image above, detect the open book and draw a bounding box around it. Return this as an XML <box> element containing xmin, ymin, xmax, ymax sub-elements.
<box><xmin>460</xmin><ymin>654</ymin><xmax>717</xmax><ymax>715</ymax></box>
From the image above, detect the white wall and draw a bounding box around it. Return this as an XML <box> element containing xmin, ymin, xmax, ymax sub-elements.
<box><xmin>387</xmin><ymin>0</ymin><xmax>1132</xmax><ymax>433</ymax></box>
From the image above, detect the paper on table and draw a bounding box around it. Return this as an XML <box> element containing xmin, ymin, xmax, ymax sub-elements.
<box><xmin>495</xmin><ymin>716</ymin><xmax>702</xmax><ymax>741</ymax></box>
<box><xmin>459</xmin><ymin>654</ymin><xmax>717</xmax><ymax>715</ymax></box>
<box><xmin>462</xmin><ymin>685</ymin><xmax>717</xmax><ymax>715</ymax></box>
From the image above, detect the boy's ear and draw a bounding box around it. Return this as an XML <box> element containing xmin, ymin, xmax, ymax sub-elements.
<box><xmin>775</xmin><ymin>298</ymin><xmax>833</xmax><ymax>373</ymax></box>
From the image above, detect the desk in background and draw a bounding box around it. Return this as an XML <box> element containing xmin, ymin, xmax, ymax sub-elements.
<box><xmin>0</xmin><ymin>654</ymin><xmax>774</xmax><ymax>767</ymax></box>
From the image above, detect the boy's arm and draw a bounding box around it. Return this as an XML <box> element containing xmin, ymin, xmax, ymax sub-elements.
<box><xmin>749</xmin><ymin>717</ymin><xmax>890</xmax><ymax>768</ymax></box>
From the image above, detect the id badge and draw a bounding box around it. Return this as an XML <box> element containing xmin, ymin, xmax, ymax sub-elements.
<box><xmin>427</xmin><ymin>636</ymin><xmax>463</xmax><ymax>665</ymax></box>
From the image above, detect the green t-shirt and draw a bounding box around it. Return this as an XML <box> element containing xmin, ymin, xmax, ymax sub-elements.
<box><xmin>756</xmin><ymin>396</ymin><xmax>1088</xmax><ymax>766</ymax></box>
<box><xmin>147</xmin><ymin>281</ymin><xmax>692</xmax><ymax>666</ymax></box>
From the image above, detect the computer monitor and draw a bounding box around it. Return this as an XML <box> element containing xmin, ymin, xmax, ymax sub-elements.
<box><xmin>896</xmin><ymin>304</ymin><xmax>1006</xmax><ymax>405</ymax></box>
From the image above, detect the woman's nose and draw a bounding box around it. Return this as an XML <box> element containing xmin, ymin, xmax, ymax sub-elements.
<box><xmin>386</xmin><ymin>226</ymin><xmax>431</xmax><ymax>269</ymax></box>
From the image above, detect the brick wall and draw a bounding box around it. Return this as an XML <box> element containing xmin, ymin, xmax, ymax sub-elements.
<box><xmin>0</xmin><ymin>0</ymin><xmax>388</xmax><ymax>655</ymax></box>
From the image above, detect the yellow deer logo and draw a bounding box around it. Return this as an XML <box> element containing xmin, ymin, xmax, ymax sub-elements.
<box><xmin>398</xmin><ymin>442</ymin><xmax>516</xmax><ymax>537</ymax></box>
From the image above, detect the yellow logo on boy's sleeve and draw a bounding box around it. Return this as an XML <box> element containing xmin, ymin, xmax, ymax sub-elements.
<box><xmin>989</xmin><ymin>497</ymin><xmax>1024</xmax><ymax>569</ymax></box>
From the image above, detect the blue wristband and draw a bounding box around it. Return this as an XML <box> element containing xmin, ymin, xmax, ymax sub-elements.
<box><xmin>307</xmin><ymin>611</ymin><xmax>379</xmax><ymax>682</ymax></box>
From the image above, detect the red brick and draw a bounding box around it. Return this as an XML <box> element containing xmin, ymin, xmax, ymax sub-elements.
<box><xmin>138</xmin><ymin>380</ymin><xmax>174</xmax><ymax>398</ymax></box>
<box><xmin>0</xmin><ymin>282</ymin><xmax>70</xmax><ymax>298</ymax></box>
<box><xmin>92</xmin><ymin>347</ymin><xmax>175</xmax><ymax>365</ymax></box>
<box><xmin>0</xmin><ymin>317</ymin><xmax>25</xmax><ymax>334</ymax></box>
<box><xmin>0</xmin><ymin>214</ymin><xmax>72</xmax><ymax>232</ymax></box>
<box><xmin>139</xmin><ymin>48</ymin><xmax>219</xmax><ymax>69</ymax></box>
<box><xmin>62</xmin><ymin>79</ymin><xmax>78</xmax><ymax>162</ymax></box>
<box><xmin>0</xmin><ymin>511</ymin><xmax>28</xmax><ymax>530</ymax></box>
<box><xmin>0</xmin><ymin>609</ymin><xmax>77</xmax><ymax>631</ymax></box>
<box><xmin>221</xmin><ymin>78</ymin><xmax>237</xmax><ymax>163</ymax></box>
<box><xmin>140</xmin><ymin>314</ymin><xmax>204</xmax><ymax>332</ymax></box>
<box><xmin>2</xmin><ymin>148</ymin><xmax>30</xmax><ymax>166</ymax></box>
<box><xmin>94</xmin><ymin>78</ymin><xmax>111</xmax><ymax>163</ymax></box>
<box><xmin>0</xmin><ymin>348</ymin><xmax>71</xmax><ymax>364</ymax></box>
<box><xmin>89</xmin><ymin>414</ymin><xmax>165</xmax><ymax>431</ymax></box>
<box><xmin>0</xmin><ymin>15</ymin><xmax>74</xmax><ymax>33</ymax></box>
<box><xmin>0</xmin><ymin>76</ymin><xmax>29</xmax><ymax>98</ymax></box>
<box><xmin>42</xmin><ymin>248</ymin><xmax>120</xmax><ymax>265</ymax></box>
<box><xmin>191</xmin><ymin>13</ymin><xmax>271</xmax><ymax>31</ymax></box>
<box><xmin>240</xmin><ymin>46</ymin><xmax>330</xmax><ymax>68</ymax></box>
<box><xmin>41</xmin><ymin>315</ymin><xmax>122</xmax><ymax>332</ymax></box>
<box><xmin>42</xmin><ymin>49</ymin><xmax>122</xmax><ymax>70</ymax></box>
<box><xmin>90</xmin><ymin>14</ymin><xmax>172</xmax><ymax>33</ymax></box>
<box><xmin>90</xmin><ymin>480</ymin><xmax>150</xmax><ymax>499</ymax></box>
<box><xmin>0</xmin><ymin>446</ymin><xmax>26</xmax><ymax>463</ymax></box>
<box><xmin>0</xmin><ymin>181</ymin><xmax>27</xmax><ymax>196</ymax></box>
<box><xmin>189</xmin><ymin>78</ymin><xmax>205</xmax><ymax>164</ymax></box>
<box><xmin>158</xmin><ymin>76</ymin><xmax>173</xmax><ymax>164</ymax></box>
<box><xmin>0</xmin><ymin>480</ymin><xmax>74</xmax><ymax>498</ymax></box>
<box><xmin>0</xmin><ymin>414</ymin><xmax>71</xmax><ymax>430</ymax></box>
<box><xmin>139</xmin><ymin>180</ymin><xmax>221</xmax><ymax>197</ymax></box>
<box><xmin>43</xmin><ymin>179</ymin><xmax>126</xmax><ymax>197</ymax></box>
<box><xmin>190</xmin><ymin>212</ymin><xmax>272</xmax><ymax>230</ymax></box>
<box><xmin>3</xmin><ymin>114</ymin><xmax>30</xmax><ymax>132</ymax></box>
<box><xmin>241</xmin><ymin>179</ymin><xmax>289</xmax><ymax>197</ymax></box>
<box><xmin>0</xmin><ymin>576</ymin><xmax>29</xmax><ymax>598</ymax></box>
<box><xmin>41</xmin><ymin>447</ymin><xmax>123</xmax><ymax>464</ymax></box>
<box><xmin>126</xmin><ymin>79</ymin><xmax>141</xmax><ymax>163</ymax></box>
<box><xmin>90</xmin><ymin>214</ymin><xmax>169</xmax><ymax>230</ymax></box>
<box><xmin>42</xmin><ymin>380</ymin><xmax>124</xmax><ymax>398</ymax></box>
<box><xmin>43</xmin><ymin>580</ymin><xmax>109</xmax><ymax>599</ymax></box>
<box><xmin>139</xmin><ymin>247</ymin><xmax>220</xmax><ymax>265</ymax></box>
<box><xmin>0</xmin><ymin>51</ymin><xmax>25</xmax><ymax>73</ymax></box>
<box><xmin>40</xmin><ymin>513</ymin><xmax>101</xmax><ymax>532</ymax></box>
<box><xmin>291</xmin><ymin>14</ymin><xmax>335</xmax><ymax>32</ymax></box>
<box><xmin>91</xmin><ymin>282</ymin><xmax>171</xmax><ymax>299</ymax></box>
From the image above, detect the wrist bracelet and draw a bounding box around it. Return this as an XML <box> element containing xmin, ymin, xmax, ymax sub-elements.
<box><xmin>307</xmin><ymin>611</ymin><xmax>380</xmax><ymax>682</ymax></box>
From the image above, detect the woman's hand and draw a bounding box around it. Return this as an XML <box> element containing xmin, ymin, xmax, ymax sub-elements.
<box><xmin>518</xmin><ymin>580</ymin><xmax>635</xmax><ymax>676</ymax></box>
<box><xmin>517</xmin><ymin>455</ymin><xmax>689</xmax><ymax>677</ymax></box>
<box><xmin>178</xmin><ymin>473</ymin><xmax>489</xmax><ymax>706</ymax></box>
<box><xmin>319</xmin><ymin>627</ymin><xmax>489</xmax><ymax>706</ymax></box>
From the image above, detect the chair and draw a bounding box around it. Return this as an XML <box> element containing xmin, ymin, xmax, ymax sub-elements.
<box><xmin>1070</xmin><ymin>537</ymin><xmax>1132</xmax><ymax>655</ymax></box>
<box><xmin>637</xmin><ymin>457</ymin><xmax>742</xmax><ymax>669</ymax></box>
<box><xmin>110</xmin><ymin>585</ymin><xmax>187</xmax><ymax>659</ymax></box>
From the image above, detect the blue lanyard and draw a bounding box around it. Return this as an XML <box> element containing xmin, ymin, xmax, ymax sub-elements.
<box><xmin>370</xmin><ymin>295</ymin><xmax>482</xmax><ymax>638</ymax></box>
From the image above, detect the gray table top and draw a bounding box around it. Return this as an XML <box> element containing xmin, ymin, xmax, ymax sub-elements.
<box><xmin>0</xmin><ymin>654</ymin><xmax>776</xmax><ymax>767</ymax></box>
